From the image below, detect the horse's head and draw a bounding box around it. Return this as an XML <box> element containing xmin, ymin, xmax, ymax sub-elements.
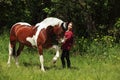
<box><xmin>52</xmin><ymin>22</ymin><xmax>69</xmax><ymax>43</ymax></box>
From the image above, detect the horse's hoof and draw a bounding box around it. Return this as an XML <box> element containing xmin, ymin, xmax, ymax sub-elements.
<box><xmin>41</xmin><ymin>69</ymin><xmax>45</xmax><ymax>72</ymax></box>
<box><xmin>17</xmin><ymin>65</ymin><xmax>20</xmax><ymax>68</ymax></box>
<box><xmin>53</xmin><ymin>60</ymin><xmax>56</xmax><ymax>64</ymax></box>
<box><xmin>7</xmin><ymin>64</ymin><xmax>10</xmax><ymax>67</ymax></box>
<box><xmin>16</xmin><ymin>64</ymin><xmax>20</xmax><ymax>68</ymax></box>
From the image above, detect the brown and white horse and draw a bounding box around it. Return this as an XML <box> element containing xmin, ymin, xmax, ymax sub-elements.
<box><xmin>7</xmin><ymin>17</ymin><xmax>68</xmax><ymax>71</ymax></box>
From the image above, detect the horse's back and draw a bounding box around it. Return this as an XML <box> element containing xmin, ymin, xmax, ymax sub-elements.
<box><xmin>10</xmin><ymin>22</ymin><xmax>31</xmax><ymax>32</ymax></box>
<box><xmin>10</xmin><ymin>22</ymin><xmax>34</xmax><ymax>44</ymax></box>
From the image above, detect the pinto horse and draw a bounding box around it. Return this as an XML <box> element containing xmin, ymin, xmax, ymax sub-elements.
<box><xmin>7</xmin><ymin>17</ymin><xmax>68</xmax><ymax>71</ymax></box>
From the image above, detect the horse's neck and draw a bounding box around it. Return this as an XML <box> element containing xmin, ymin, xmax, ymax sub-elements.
<box><xmin>45</xmin><ymin>28</ymin><xmax>58</xmax><ymax>45</ymax></box>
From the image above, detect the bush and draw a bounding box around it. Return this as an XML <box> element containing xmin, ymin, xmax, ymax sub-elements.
<box><xmin>72</xmin><ymin>35</ymin><xmax>117</xmax><ymax>56</ymax></box>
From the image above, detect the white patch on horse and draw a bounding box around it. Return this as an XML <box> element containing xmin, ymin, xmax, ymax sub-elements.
<box><xmin>35</xmin><ymin>17</ymin><xmax>63</xmax><ymax>27</ymax></box>
<box><xmin>34</xmin><ymin>17</ymin><xmax>63</xmax><ymax>45</ymax></box>
<box><xmin>13</xmin><ymin>22</ymin><xmax>31</xmax><ymax>27</ymax></box>
<box><xmin>52</xmin><ymin>45</ymin><xmax>60</xmax><ymax>63</ymax></box>
<box><xmin>26</xmin><ymin>35</ymin><xmax>36</xmax><ymax>46</ymax></box>
<box><xmin>17</xmin><ymin>22</ymin><xmax>31</xmax><ymax>26</ymax></box>
<box><xmin>39</xmin><ymin>55</ymin><xmax>45</xmax><ymax>71</ymax></box>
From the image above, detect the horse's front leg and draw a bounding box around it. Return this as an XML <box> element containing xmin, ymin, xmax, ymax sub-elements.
<box><xmin>38</xmin><ymin>45</ymin><xmax>45</xmax><ymax>72</ymax></box>
<box><xmin>52</xmin><ymin>45</ymin><xmax>60</xmax><ymax>64</ymax></box>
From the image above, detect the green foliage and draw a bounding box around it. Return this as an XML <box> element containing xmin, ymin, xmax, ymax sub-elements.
<box><xmin>72</xmin><ymin>37</ymin><xmax>90</xmax><ymax>55</ymax></box>
<box><xmin>43</xmin><ymin>7</ymin><xmax>55</xmax><ymax>16</ymax></box>
<box><xmin>0</xmin><ymin>0</ymin><xmax>120</xmax><ymax>42</ymax></box>
<box><xmin>73</xmin><ymin>34</ymin><xmax>117</xmax><ymax>56</ymax></box>
<box><xmin>107</xmin><ymin>18</ymin><xmax>120</xmax><ymax>42</ymax></box>
<box><xmin>87</xmin><ymin>36</ymin><xmax>116</xmax><ymax>55</ymax></box>
<box><xmin>115</xmin><ymin>18</ymin><xmax>120</xmax><ymax>28</ymax></box>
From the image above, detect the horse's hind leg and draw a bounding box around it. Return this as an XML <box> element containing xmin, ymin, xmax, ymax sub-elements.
<box><xmin>7</xmin><ymin>42</ymin><xmax>16</xmax><ymax>66</ymax></box>
<box><xmin>15</xmin><ymin>43</ymin><xmax>24</xmax><ymax>66</ymax></box>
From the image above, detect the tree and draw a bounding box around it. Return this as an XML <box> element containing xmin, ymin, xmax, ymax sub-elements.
<box><xmin>0</xmin><ymin>0</ymin><xmax>119</xmax><ymax>42</ymax></box>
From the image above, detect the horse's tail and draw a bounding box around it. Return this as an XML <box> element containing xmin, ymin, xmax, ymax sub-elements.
<box><xmin>9</xmin><ymin>24</ymin><xmax>17</xmax><ymax>57</ymax></box>
<box><xmin>9</xmin><ymin>41</ymin><xmax>16</xmax><ymax>57</ymax></box>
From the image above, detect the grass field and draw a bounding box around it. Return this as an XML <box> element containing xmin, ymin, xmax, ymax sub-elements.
<box><xmin>0</xmin><ymin>33</ymin><xmax>120</xmax><ymax>80</ymax></box>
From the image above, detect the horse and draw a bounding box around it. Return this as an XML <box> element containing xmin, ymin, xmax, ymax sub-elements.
<box><xmin>7</xmin><ymin>17</ymin><xmax>68</xmax><ymax>71</ymax></box>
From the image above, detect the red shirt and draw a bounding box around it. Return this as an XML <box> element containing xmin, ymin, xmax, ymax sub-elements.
<box><xmin>61</xmin><ymin>30</ymin><xmax>73</xmax><ymax>50</ymax></box>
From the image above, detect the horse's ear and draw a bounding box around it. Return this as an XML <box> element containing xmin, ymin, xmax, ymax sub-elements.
<box><xmin>61</xmin><ymin>22</ymin><xmax>68</xmax><ymax>31</ymax></box>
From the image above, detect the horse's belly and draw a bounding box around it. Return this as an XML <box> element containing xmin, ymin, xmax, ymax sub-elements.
<box><xmin>17</xmin><ymin>35</ymin><xmax>37</xmax><ymax>47</ymax></box>
<box><xmin>42</xmin><ymin>42</ymin><xmax>53</xmax><ymax>49</ymax></box>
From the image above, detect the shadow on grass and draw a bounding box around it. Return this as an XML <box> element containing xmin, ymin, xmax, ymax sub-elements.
<box><xmin>23</xmin><ymin>62</ymin><xmax>39</xmax><ymax>67</ymax></box>
<box><xmin>23</xmin><ymin>62</ymin><xmax>79</xmax><ymax>71</ymax></box>
<box><xmin>45</xmin><ymin>65</ymin><xmax>79</xmax><ymax>71</ymax></box>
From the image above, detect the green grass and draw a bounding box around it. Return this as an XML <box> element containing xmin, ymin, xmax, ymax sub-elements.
<box><xmin>0</xmin><ymin>33</ymin><xmax>120</xmax><ymax>80</ymax></box>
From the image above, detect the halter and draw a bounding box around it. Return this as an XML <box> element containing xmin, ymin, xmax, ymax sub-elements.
<box><xmin>61</xmin><ymin>22</ymin><xmax>68</xmax><ymax>31</ymax></box>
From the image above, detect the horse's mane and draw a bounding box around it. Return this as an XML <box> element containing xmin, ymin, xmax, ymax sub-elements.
<box><xmin>35</xmin><ymin>17</ymin><xmax>63</xmax><ymax>28</ymax></box>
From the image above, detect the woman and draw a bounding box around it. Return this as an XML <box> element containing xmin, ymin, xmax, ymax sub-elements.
<box><xmin>61</xmin><ymin>22</ymin><xmax>73</xmax><ymax>68</ymax></box>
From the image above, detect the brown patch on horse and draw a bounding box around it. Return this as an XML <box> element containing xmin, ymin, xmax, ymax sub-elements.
<box><xmin>42</xmin><ymin>25</ymin><xmax>64</xmax><ymax>48</ymax></box>
<box><xmin>53</xmin><ymin>25</ymin><xmax>64</xmax><ymax>40</ymax></box>
<box><xmin>10</xmin><ymin>25</ymin><xmax>37</xmax><ymax>47</ymax></box>
<box><xmin>42</xmin><ymin>26</ymin><xmax>56</xmax><ymax>48</ymax></box>
<box><xmin>37</xmin><ymin>28</ymin><xmax>47</xmax><ymax>46</ymax></box>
